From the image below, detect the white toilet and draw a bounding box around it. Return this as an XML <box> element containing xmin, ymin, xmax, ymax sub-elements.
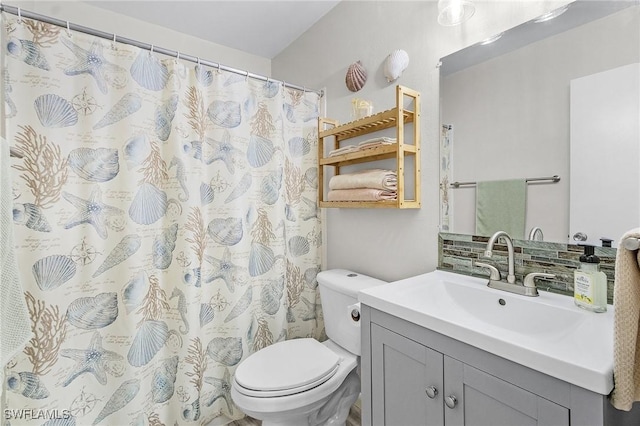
<box><xmin>231</xmin><ymin>269</ymin><xmax>385</xmax><ymax>426</ymax></box>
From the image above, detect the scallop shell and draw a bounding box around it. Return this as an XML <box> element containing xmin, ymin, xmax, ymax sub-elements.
<box><xmin>262</xmin><ymin>81</ymin><xmax>280</xmax><ymax>98</ymax></box>
<box><xmin>93</xmin><ymin>93</ymin><xmax>142</xmax><ymax>130</ymax></box>
<box><xmin>129</xmin><ymin>183</ymin><xmax>168</xmax><ymax>225</ymax></box>
<box><xmin>384</xmin><ymin>49</ymin><xmax>410</xmax><ymax>82</ymax></box>
<box><xmin>285</xmin><ymin>204</ymin><xmax>296</xmax><ymax>222</ymax></box>
<box><xmin>6</xmin><ymin>371</ymin><xmax>49</xmax><ymax>399</ymax></box>
<box><xmin>304</xmin><ymin>266</ymin><xmax>320</xmax><ymax>289</ymax></box>
<box><xmin>283</xmin><ymin>103</ymin><xmax>296</xmax><ymax>123</ymax></box>
<box><xmin>13</xmin><ymin>203</ymin><xmax>51</xmax><ymax>232</ymax></box>
<box><xmin>66</xmin><ymin>292</ymin><xmax>118</xmax><ymax>329</ymax></box>
<box><xmin>33</xmin><ymin>254</ymin><xmax>77</xmax><ymax>291</ymax></box>
<box><xmin>207</xmin><ymin>217</ymin><xmax>243</xmax><ymax>246</ymax></box>
<box><xmin>248</xmin><ymin>242</ymin><xmax>275</xmax><ymax>277</ymax></box>
<box><xmin>152</xmin><ymin>356</ymin><xmax>179</xmax><ymax>403</ymax></box>
<box><xmin>183</xmin><ymin>140</ymin><xmax>203</xmax><ymax>161</ymax></box>
<box><xmin>7</xmin><ymin>37</ymin><xmax>50</xmax><ymax>70</ymax></box>
<box><xmin>224</xmin><ymin>286</ymin><xmax>252</xmax><ymax>323</ymax></box>
<box><xmin>200</xmin><ymin>304</ymin><xmax>215</xmax><ymax>327</ymax></box>
<box><xmin>247</xmin><ymin>135</ymin><xmax>275</xmax><ymax>168</ymax></box>
<box><xmin>122</xmin><ymin>270</ymin><xmax>148</xmax><ymax>314</ymax></box>
<box><xmin>184</xmin><ymin>267</ymin><xmax>202</xmax><ymax>288</ymax></box>
<box><xmin>194</xmin><ymin>64</ymin><xmax>213</xmax><ymax>87</ymax></box>
<box><xmin>206</xmin><ymin>337</ymin><xmax>243</xmax><ymax>366</ymax></box>
<box><xmin>288</xmin><ymin>235</ymin><xmax>310</xmax><ymax>257</ymax></box>
<box><xmin>261</xmin><ymin>277</ymin><xmax>284</xmax><ymax>315</ymax></box>
<box><xmin>182</xmin><ymin>398</ymin><xmax>201</xmax><ymax>422</ymax></box>
<box><xmin>34</xmin><ymin>94</ymin><xmax>78</xmax><ymax>128</ymax></box>
<box><xmin>130</xmin><ymin>50</ymin><xmax>170</xmax><ymax>91</ymax></box>
<box><xmin>260</xmin><ymin>169</ymin><xmax>282</xmax><ymax>205</ymax></box>
<box><xmin>207</xmin><ymin>100</ymin><xmax>241</xmax><ymax>128</ymax></box>
<box><xmin>345</xmin><ymin>60</ymin><xmax>367</xmax><ymax>92</ymax></box>
<box><xmin>225</xmin><ymin>172</ymin><xmax>252</xmax><ymax>204</ymax></box>
<box><xmin>68</xmin><ymin>147</ymin><xmax>120</xmax><ymax>182</ymax></box>
<box><xmin>128</xmin><ymin>320</ymin><xmax>170</xmax><ymax>367</ymax></box>
<box><xmin>304</xmin><ymin>167</ymin><xmax>318</xmax><ymax>189</ymax></box>
<box><xmin>92</xmin><ymin>378</ymin><xmax>140</xmax><ymax>425</ymax></box>
<box><xmin>200</xmin><ymin>182</ymin><xmax>215</xmax><ymax>205</ymax></box>
<box><xmin>300</xmin><ymin>196</ymin><xmax>320</xmax><ymax>221</ymax></box>
<box><xmin>153</xmin><ymin>223</ymin><xmax>178</xmax><ymax>270</ymax></box>
<box><xmin>155</xmin><ymin>94</ymin><xmax>178</xmax><ymax>141</ymax></box>
<box><xmin>123</xmin><ymin>134</ymin><xmax>151</xmax><ymax>170</ymax></box>
<box><xmin>93</xmin><ymin>234</ymin><xmax>142</xmax><ymax>278</ymax></box>
<box><xmin>288</xmin><ymin>137</ymin><xmax>310</xmax><ymax>158</ymax></box>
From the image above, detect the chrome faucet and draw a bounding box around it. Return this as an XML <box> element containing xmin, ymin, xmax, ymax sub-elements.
<box><xmin>484</xmin><ymin>231</ymin><xmax>516</xmax><ymax>284</ymax></box>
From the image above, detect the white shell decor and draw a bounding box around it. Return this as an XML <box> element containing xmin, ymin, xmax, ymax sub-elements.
<box><xmin>260</xmin><ymin>169</ymin><xmax>282</xmax><ymax>205</ymax></box>
<box><xmin>93</xmin><ymin>234</ymin><xmax>142</xmax><ymax>278</ymax></box>
<box><xmin>122</xmin><ymin>270</ymin><xmax>148</xmax><ymax>314</ymax></box>
<box><xmin>68</xmin><ymin>147</ymin><xmax>120</xmax><ymax>182</ymax></box>
<box><xmin>225</xmin><ymin>172</ymin><xmax>252</xmax><ymax>204</ymax></box>
<box><xmin>34</xmin><ymin>94</ymin><xmax>78</xmax><ymax>128</ymax></box>
<box><xmin>155</xmin><ymin>94</ymin><xmax>179</xmax><ymax>142</ymax></box>
<box><xmin>384</xmin><ymin>49</ymin><xmax>410</xmax><ymax>82</ymax></box>
<box><xmin>288</xmin><ymin>235</ymin><xmax>310</xmax><ymax>257</ymax></box>
<box><xmin>247</xmin><ymin>135</ymin><xmax>275</xmax><ymax>168</ymax></box>
<box><xmin>224</xmin><ymin>286</ymin><xmax>252</xmax><ymax>323</ymax></box>
<box><xmin>13</xmin><ymin>202</ymin><xmax>51</xmax><ymax>232</ymax></box>
<box><xmin>288</xmin><ymin>136</ymin><xmax>310</xmax><ymax>158</ymax></box>
<box><xmin>207</xmin><ymin>100</ymin><xmax>241</xmax><ymax>128</ymax></box>
<box><xmin>206</xmin><ymin>337</ymin><xmax>243</xmax><ymax>366</ymax></box>
<box><xmin>32</xmin><ymin>254</ymin><xmax>77</xmax><ymax>291</ymax></box>
<box><xmin>151</xmin><ymin>356</ymin><xmax>179</xmax><ymax>403</ymax></box>
<box><xmin>129</xmin><ymin>183</ymin><xmax>169</xmax><ymax>225</ymax></box>
<box><xmin>7</xmin><ymin>37</ymin><xmax>50</xmax><ymax>70</ymax></box>
<box><xmin>130</xmin><ymin>50</ymin><xmax>170</xmax><ymax>91</ymax></box>
<box><xmin>92</xmin><ymin>378</ymin><xmax>140</xmax><ymax>425</ymax></box>
<box><xmin>66</xmin><ymin>292</ymin><xmax>119</xmax><ymax>330</ymax></box>
<box><xmin>207</xmin><ymin>217</ymin><xmax>243</xmax><ymax>246</ymax></box>
<box><xmin>345</xmin><ymin>60</ymin><xmax>367</xmax><ymax>92</ymax></box>
<box><xmin>200</xmin><ymin>303</ymin><xmax>215</xmax><ymax>327</ymax></box>
<box><xmin>93</xmin><ymin>93</ymin><xmax>142</xmax><ymax>130</ymax></box>
<box><xmin>6</xmin><ymin>371</ymin><xmax>50</xmax><ymax>399</ymax></box>
<box><xmin>261</xmin><ymin>277</ymin><xmax>284</xmax><ymax>315</ymax></box>
<box><xmin>152</xmin><ymin>223</ymin><xmax>178</xmax><ymax>270</ymax></box>
<box><xmin>127</xmin><ymin>320</ymin><xmax>171</xmax><ymax>367</ymax></box>
<box><xmin>248</xmin><ymin>242</ymin><xmax>276</xmax><ymax>277</ymax></box>
<box><xmin>123</xmin><ymin>134</ymin><xmax>151</xmax><ymax>170</ymax></box>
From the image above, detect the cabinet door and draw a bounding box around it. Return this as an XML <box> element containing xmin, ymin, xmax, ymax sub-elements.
<box><xmin>371</xmin><ymin>324</ymin><xmax>444</xmax><ymax>426</ymax></box>
<box><xmin>444</xmin><ymin>357</ymin><xmax>569</xmax><ymax>426</ymax></box>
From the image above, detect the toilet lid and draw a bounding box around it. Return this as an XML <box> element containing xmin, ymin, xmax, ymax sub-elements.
<box><xmin>234</xmin><ymin>338</ymin><xmax>341</xmax><ymax>397</ymax></box>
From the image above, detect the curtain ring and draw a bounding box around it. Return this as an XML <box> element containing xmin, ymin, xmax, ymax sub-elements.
<box><xmin>66</xmin><ymin>21</ymin><xmax>72</xmax><ymax>37</ymax></box>
<box><xmin>175</xmin><ymin>51</ymin><xmax>180</xmax><ymax>63</ymax></box>
<box><xmin>149</xmin><ymin>44</ymin><xmax>154</xmax><ymax>56</ymax></box>
<box><xmin>217</xmin><ymin>62</ymin><xmax>221</xmax><ymax>73</ymax></box>
<box><xmin>196</xmin><ymin>57</ymin><xmax>201</xmax><ymax>68</ymax></box>
<box><xmin>17</xmin><ymin>7</ymin><xmax>22</xmax><ymax>23</ymax></box>
<box><xmin>111</xmin><ymin>33</ymin><xmax>117</xmax><ymax>49</ymax></box>
<box><xmin>303</xmin><ymin>86</ymin><xmax>307</xmax><ymax>93</ymax></box>
<box><xmin>245</xmin><ymin>70</ymin><xmax>249</xmax><ymax>81</ymax></box>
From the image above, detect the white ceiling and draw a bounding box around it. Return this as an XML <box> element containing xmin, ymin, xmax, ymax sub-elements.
<box><xmin>88</xmin><ymin>0</ymin><xmax>341</xmax><ymax>59</ymax></box>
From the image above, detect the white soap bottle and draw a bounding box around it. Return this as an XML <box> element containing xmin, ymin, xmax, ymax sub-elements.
<box><xmin>574</xmin><ymin>245</ymin><xmax>607</xmax><ymax>312</ymax></box>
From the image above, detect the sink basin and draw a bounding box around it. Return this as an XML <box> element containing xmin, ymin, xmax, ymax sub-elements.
<box><xmin>358</xmin><ymin>270</ymin><xmax>614</xmax><ymax>394</ymax></box>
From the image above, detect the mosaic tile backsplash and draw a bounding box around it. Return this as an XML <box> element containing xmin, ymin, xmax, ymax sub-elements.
<box><xmin>438</xmin><ymin>232</ymin><xmax>617</xmax><ymax>304</ymax></box>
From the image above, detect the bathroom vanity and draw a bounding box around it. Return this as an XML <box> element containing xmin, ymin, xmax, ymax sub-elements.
<box><xmin>359</xmin><ymin>270</ymin><xmax>636</xmax><ymax>425</ymax></box>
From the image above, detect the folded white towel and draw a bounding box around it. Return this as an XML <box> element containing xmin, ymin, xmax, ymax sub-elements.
<box><xmin>327</xmin><ymin>188</ymin><xmax>397</xmax><ymax>201</ymax></box>
<box><xmin>329</xmin><ymin>169</ymin><xmax>397</xmax><ymax>191</ymax></box>
<box><xmin>328</xmin><ymin>145</ymin><xmax>359</xmax><ymax>157</ymax></box>
<box><xmin>358</xmin><ymin>137</ymin><xmax>396</xmax><ymax>147</ymax></box>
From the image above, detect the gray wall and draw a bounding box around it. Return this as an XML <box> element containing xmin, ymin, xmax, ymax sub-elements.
<box><xmin>272</xmin><ymin>1</ymin><xmax>572</xmax><ymax>281</ymax></box>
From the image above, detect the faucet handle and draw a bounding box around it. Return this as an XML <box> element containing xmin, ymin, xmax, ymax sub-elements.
<box><xmin>523</xmin><ymin>272</ymin><xmax>555</xmax><ymax>288</ymax></box>
<box><xmin>475</xmin><ymin>261</ymin><xmax>501</xmax><ymax>281</ymax></box>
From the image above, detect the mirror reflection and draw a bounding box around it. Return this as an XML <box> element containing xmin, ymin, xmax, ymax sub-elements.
<box><xmin>439</xmin><ymin>0</ymin><xmax>639</xmax><ymax>247</ymax></box>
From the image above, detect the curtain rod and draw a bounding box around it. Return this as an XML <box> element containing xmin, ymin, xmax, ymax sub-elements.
<box><xmin>450</xmin><ymin>175</ymin><xmax>561</xmax><ymax>188</ymax></box>
<box><xmin>0</xmin><ymin>4</ymin><xmax>323</xmax><ymax>97</ymax></box>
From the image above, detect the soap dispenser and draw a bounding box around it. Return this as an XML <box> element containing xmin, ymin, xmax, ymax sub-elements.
<box><xmin>574</xmin><ymin>245</ymin><xmax>607</xmax><ymax>312</ymax></box>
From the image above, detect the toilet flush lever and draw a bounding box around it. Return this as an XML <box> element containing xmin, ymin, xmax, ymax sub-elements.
<box><xmin>350</xmin><ymin>309</ymin><xmax>360</xmax><ymax>322</ymax></box>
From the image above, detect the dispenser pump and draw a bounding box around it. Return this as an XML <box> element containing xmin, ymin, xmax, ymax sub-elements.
<box><xmin>579</xmin><ymin>245</ymin><xmax>600</xmax><ymax>264</ymax></box>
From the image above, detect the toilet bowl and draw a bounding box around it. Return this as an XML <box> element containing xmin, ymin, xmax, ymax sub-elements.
<box><xmin>230</xmin><ymin>269</ymin><xmax>385</xmax><ymax>426</ymax></box>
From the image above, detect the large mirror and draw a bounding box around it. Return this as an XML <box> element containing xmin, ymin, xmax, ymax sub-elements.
<box><xmin>439</xmin><ymin>0</ymin><xmax>639</xmax><ymax>247</ymax></box>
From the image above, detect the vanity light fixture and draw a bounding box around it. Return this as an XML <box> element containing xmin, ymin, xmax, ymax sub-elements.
<box><xmin>438</xmin><ymin>0</ymin><xmax>476</xmax><ymax>26</ymax></box>
<box><xmin>534</xmin><ymin>4</ymin><xmax>569</xmax><ymax>23</ymax></box>
<box><xmin>479</xmin><ymin>32</ymin><xmax>504</xmax><ymax>45</ymax></box>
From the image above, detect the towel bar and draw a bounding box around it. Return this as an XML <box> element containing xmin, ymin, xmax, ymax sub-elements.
<box><xmin>450</xmin><ymin>175</ymin><xmax>560</xmax><ymax>188</ymax></box>
<box><xmin>622</xmin><ymin>237</ymin><xmax>640</xmax><ymax>251</ymax></box>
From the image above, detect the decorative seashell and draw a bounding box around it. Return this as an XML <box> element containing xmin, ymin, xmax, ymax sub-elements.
<box><xmin>223</xmin><ymin>73</ymin><xmax>245</xmax><ymax>86</ymax></box>
<box><xmin>34</xmin><ymin>94</ymin><xmax>78</xmax><ymax>128</ymax></box>
<box><xmin>224</xmin><ymin>286</ymin><xmax>252</xmax><ymax>323</ymax></box>
<box><xmin>200</xmin><ymin>304</ymin><xmax>215</xmax><ymax>327</ymax></box>
<box><xmin>288</xmin><ymin>136</ymin><xmax>310</xmax><ymax>157</ymax></box>
<box><xmin>93</xmin><ymin>93</ymin><xmax>142</xmax><ymax>130</ymax></box>
<box><xmin>32</xmin><ymin>254</ymin><xmax>76</xmax><ymax>291</ymax></box>
<box><xmin>243</xmin><ymin>93</ymin><xmax>258</xmax><ymax>116</ymax></box>
<box><xmin>129</xmin><ymin>183</ymin><xmax>168</xmax><ymax>225</ymax></box>
<box><xmin>184</xmin><ymin>267</ymin><xmax>202</xmax><ymax>288</ymax></box>
<box><xmin>225</xmin><ymin>172</ymin><xmax>252</xmax><ymax>204</ymax></box>
<box><xmin>68</xmin><ymin>147</ymin><xmax>119</xmax><ymax>182</ymax></box>
<box><xmin>130</xmin><ymin>50</ymin><xmax>170</xmax><ymax>91</ymax></box>
<box><xmin>207</xmin><ymin>217</ymin><xmax>243</xmax><ymax>246</ymax></box>
<box><xmin>384</xmin><ymin>49</ymin><xmax>410</xmax><ymax>83</ymax></box>
<box><xmin>247</xmin><ymin>135</ymin><xmax>275</xmax><ymax>168</ymax></box>
<box><xmin>260</xmin><ymin>169</ymin><xmax>282</xmax><ymax>205</ymax></box>
<box><xmin>305</xmin><ymin>167</ymin><xmax>318</xmax><ymax>189</ymax></box>
<box><xmin>182</xmin><ymin>398</ymin><xmax>201</xmax><ymax>422</ymax></box>
<box><xmin>301</xmin><ymin>98</ymin><xmax>320</xmax><ymax>122</ymax></box>
<box><xmin>283</xmin><ymin>103</ymin><xmax>296</xmax><ymax>123</ymax></box>
<box><xmin>345</xmin><ymin>60</ymin><xmax>367</xmax><ymax>92</ymax></box>
<box><xmin>43</xmin><ymin>416</ymin><xmax>77</xmax><ymax>426</ymax></box>
<box><xmin>152</xmin><ymin>356</ymin><xmax>178</xmax><ymax>403</ymax></box>
<box><xmin>93</xmin><ymin>234</ymin><xmax>141</xmax><ymax>278</ymax></box>
<box><xmin>128</xmin><ymin>320</ymin><xmax>170</xmax><ymax>367</ymax></box>
<box><xmin>153</xmin><ymin>223</ymin><xmax>178</xmax><ymax>270</ymax></box>
<box><xmin>261</xmin><ymin>277</ymin><xmax>284</xmax><ymax>315</ymax></box>
<box><xmin>183</xmin><ymin>140</ymin><xmax>203</xmax><ymax>161</ymax></box>
<box><xmin>263</xmin><ymin>81</ymin><xmax>280</xmax><ymax>98</ymax></box>
<box><xmin>200</xmin><ymin>182</ymin><xmax>215</xmax><ymax>205</ymax></box>
<box><xmin>66</xmin><ymin>292</ymin><xmax>118</xmax><ymax>329</ymax></box>
<box><xmin>7</xmin><ymin>37</ymin><xmax>50</xmax><ymax>70</ymax></box>
<box><xmin>300</xmin><ymin>196</ymin><xmax>320</xmax><ymax>221</ymax></box>
<box><xmin>6</xmin><ymin>371</ymin><xmax>49</xmax><ymax>399</ymax></box>
<box><xmin>207</xmin><ymin>337</ymin><xmax>243</xmax><ymax>366</ymax></box>
<box><xmin>194</xmin><ymin>64</ymin><xmax>213</xmax><ymax>87</ymax></box>
<box><xmin>305</xmin><ymin>266</ymin><xmax>320</xmax><ymax>289</ymax></box>
<box><xmin>92</xmin><ymin>378</ymin><xmax>140</xmax><ymax>425</ymax></box>
<box><xmin>285</xmin><ymin>204</ymin><xmax>296</xmax><ymax>222</ymax></box>
<box><xmin>288</xmin><ymin>235</ymin><xmax>310</xmax><ymax>257</ymax></box>
<box><xmin>248</xmin><ymin>242</ymin><xmax>275</xmax><ymax>277</ymax></box>
<box><xmin>123</xmin><ymin>134</ymin><xmax>151</xmax><ymax>170</ymax></box>
<box><xmin>207</xmin><ymin>100</ymin><xmax>241</xmax><ymax>128</ymax></box>
<box><xmin>13</xmin><ymin>203</ymin><xmax>51</xmax><ymax>232</ymax></box>
<box><xmin>155</xmin><ymin>94</ymin><xmax>178</xmax><ymax>141</ymax></box>
<box><xmin>122</xmin><ymin>270</ymin><xmax>148</xmax><ymax>314</ymax></box>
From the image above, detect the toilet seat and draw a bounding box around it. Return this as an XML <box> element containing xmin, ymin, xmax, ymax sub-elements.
<box><xmin>234</xmin><ymin>338</ymin><xmax>341</xmax><ymax>398</ymax></box>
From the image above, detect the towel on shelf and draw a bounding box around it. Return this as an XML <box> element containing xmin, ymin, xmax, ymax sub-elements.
<box><xmin>328</xmin><ymin>145</ymin><xmax>359</xmax><ymax>157</ymax></box>
<box><xmin>611</xmin><ymin>228</ymin><xmax>640</xmax><ymax>411</ymax></box>
<box><xmin>327</xmin><ymin>188</ymin><xmax>397</xmax><ymax>202</ymax></box>
<box><xmin>358</xmin><ymin>137</ymin><xmax>396</xmax><ymax>149</ymax></box>
<box><xmin>476</xmin><ymin>179</ymin><xmax>527</xmax><ymax>239</ymax></box>
<box><xmin>0</xmin><ymin>137</ymin><xmax>32</xmax><ymax>383</ymax></box>
<box><xmin>329</xmin><ymin>169</ymin><xmax>397</xmax><ymax>191</ymax></box>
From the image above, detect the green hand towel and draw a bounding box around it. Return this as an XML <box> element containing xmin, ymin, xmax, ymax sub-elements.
<box><xmin>476</xmin><ymin>179</ymin><xmax>527</xmax><ymax>239</ymax></box>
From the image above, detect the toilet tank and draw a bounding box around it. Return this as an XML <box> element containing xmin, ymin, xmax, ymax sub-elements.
<box><xmin>317</xmin><ymin>269</ymin><xmax>386</xmax><ymax>356</ymax></box>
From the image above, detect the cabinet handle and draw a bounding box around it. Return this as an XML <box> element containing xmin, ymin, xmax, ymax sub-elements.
<box><xmin>425</xmin><ymin>386</ymin><xmax>438</xmax><ymax>399</ymax></box>
<box><xmin>445</xmin><ymin>395</ymin><xmax>458</xmax><ymax>409</ymax></box>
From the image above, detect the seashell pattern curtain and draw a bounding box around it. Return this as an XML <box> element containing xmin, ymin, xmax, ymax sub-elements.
<box><xmin>2</xmin><ymin>14</ymin><xmax>323</xmax><ymax>425</ymax></box>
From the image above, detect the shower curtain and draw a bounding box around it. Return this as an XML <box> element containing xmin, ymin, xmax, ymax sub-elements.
<box><xmin>2</xmin><ymin>14</ymin><xmax>323</xmax><ymax>426</ymax></box>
